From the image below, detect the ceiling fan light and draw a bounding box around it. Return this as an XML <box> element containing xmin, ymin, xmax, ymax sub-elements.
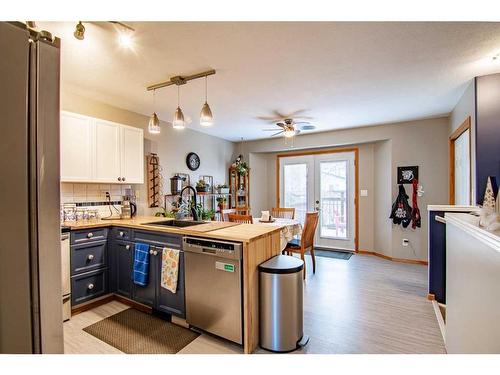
<box><xmin>283</xmin><ymin>129</ymin><xmax>296</xmax><ymax>138</ymax></box>
<box><xmin>74</xmin><ymin>21</ymin><xmax>85</xmax><ymax>40</ymax></box>
<box><xmin>200</xmin><ymin>102</ymin><xmax>214</xmax><ymax>127</ymax></box>
<box><xmin>173</xmin><ymin>106</ymin><xmax>185</xmax><ymax>129</ymax></box>
<box><xmin>148</xmin><ymin>112</ymin><xmax>161</xmax><ymax>134</ymax></box>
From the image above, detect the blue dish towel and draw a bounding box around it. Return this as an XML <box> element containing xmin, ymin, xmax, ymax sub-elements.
<box><xmin>133</xmin><ymin>243</ymin><xmax>150</xmax><ymax>286</ymax></box>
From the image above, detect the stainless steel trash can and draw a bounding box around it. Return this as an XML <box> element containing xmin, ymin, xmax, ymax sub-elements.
<box><xmin>259</xmin><ymin>255</ymin><xmax>308</xmax><ymax>352</ymax></box>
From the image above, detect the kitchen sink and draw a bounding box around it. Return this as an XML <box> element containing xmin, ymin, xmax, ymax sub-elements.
<box><xmin>142</xmin><ymin>219</ymin><xmax>206</xmax><ymax>228</ymax></box>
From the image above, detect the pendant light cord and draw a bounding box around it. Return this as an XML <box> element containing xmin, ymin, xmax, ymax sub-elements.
<box><xmin>205</xmin><ymin>75</ymin><xmax>208</xmax><ymax>103</ymax></box>
<box><xmin>153</xmin><ymin>89</ymin><xmax>156</xmax><ymax>111</ymax></box>
<box><xmin>177</xmin><ymin>85</ymin><xmax>180</xmax><ymax>107</ymax></box>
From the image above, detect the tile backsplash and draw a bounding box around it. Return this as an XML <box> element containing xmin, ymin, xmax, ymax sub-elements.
<box><xmin>61</xmin><ymin>183</ymin><xmax>137</xmax><ymax>217</ymax></box>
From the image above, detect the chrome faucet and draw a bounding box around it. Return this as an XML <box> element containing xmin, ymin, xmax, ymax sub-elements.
<box><xmin>179</xmin><ymin>185</ymin><xmax>199</xmax><ymax>221</ymax></box>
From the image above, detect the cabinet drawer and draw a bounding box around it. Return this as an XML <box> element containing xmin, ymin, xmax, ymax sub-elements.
<box><xmin>71</xmin><ymin>241</ymin><xmax>107</xmax><ymax>275</ymax></box>
<box><xmin>133</xmin><ymin>230</ymin><xmax>182</xmax><ymax>248</ymax></box>
<box><xmin>112</xmin><ymin>227</ymin><xmax>131</xmax><ymax>241</ymax></box>
<box><xmin>71</xmin><ymin>268</ymin><xmax>108</xmax><ymax>306</ymax></box>
<box><xmin>71</xmin><ymin>228</ymin><xmax>108</xmax><ymax>244</ymax></box>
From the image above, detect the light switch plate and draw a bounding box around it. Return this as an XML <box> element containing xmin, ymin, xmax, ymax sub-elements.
<box><xmin>360</xmin><ymin>189</ymin><xmax>368</xmax><ymax>197</ymax></box>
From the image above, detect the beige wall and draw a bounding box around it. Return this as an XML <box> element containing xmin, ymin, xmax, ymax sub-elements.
<box><xmin>61</xmin><ymin>90</ymin><xmax>236</xmax><ymax>215</ymax></box>
<box><xmin>242</xmin><ymin>117</ymin><xmax>450</xmax><ymax>261</ymax></box>
<box><xmin>449</xmin><ymin>79</ymin><xmax>476</xmax><ymax>204</ymax></box>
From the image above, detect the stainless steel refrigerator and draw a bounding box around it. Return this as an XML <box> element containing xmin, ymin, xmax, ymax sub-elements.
<box><xmin>0</xmin><ymin>22</ymin><xmax>63</xmax><ymax>353</ymax></box>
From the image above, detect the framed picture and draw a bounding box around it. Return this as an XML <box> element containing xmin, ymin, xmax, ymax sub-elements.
<box><xmin>397</xmin><ymin>166</ymin><xmax>419</xmax><ymax>184</ymax></box>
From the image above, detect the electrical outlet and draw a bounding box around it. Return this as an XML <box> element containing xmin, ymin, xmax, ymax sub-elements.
<box><xmin>402</xmin><ymin>239</ymin><xmax>409</xmax><ymax>247</ymax></box>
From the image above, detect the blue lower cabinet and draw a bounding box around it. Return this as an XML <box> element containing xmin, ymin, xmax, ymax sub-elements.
<box><xmin>132</xmin><ymin>251</ymin><xmax>157</xmax><ymax>307</ymax></box>
<box><xmin>69</xmin><ymin>228</ymin><xmax>186</xmax><ymax>317</ymax></box>
<box><xmin>113</xmin><ymin>241</ymin><xmax>134</xmax><ymax>299</ymax></box>
<box><xmin>156</xmin><ymin>250</ymin><xmax>186</xmax><ymax>318</ymax></box>
<box><xmin>429</xmin><ymin>211</ymin><xmax>446</xmax><ymax>303</ymax></box>
<box><xmin>71</xmin><ymin>268</ymin><xmax>108</xmax><ymax>305</ymax></box>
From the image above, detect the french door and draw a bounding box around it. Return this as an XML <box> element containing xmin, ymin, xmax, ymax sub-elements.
<box><xmin>279</xmin><ymin>151</ymin><xmax>356</xmax><ymax>251</ymax></box>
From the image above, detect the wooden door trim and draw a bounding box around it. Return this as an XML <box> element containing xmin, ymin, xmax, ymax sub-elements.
<box><xmin>449</xmin><ymin>116</ymin><xmax>472</xmax><ymax>204</ymax></box>
<box><xmin>276</xmin><ymin>147</ymin><xmax>359</xmax><ymax>252</ymax></box>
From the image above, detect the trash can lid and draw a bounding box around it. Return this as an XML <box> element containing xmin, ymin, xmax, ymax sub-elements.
<box><xmin>258</xmin><ymin>255</ymin><xmax>304</xmax><ymax>274</ymax></box>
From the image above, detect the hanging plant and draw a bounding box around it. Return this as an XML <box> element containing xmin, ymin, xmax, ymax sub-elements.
<box><xmin>237</xmin><ymin>161</ymin><xmax>249</xmax><ymax>176</ymax></box>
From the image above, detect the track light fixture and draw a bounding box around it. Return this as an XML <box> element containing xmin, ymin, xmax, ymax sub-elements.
<box><xmin>146</xmin><ymin>69</ymin><xmax>216</xmax><ymax>130</ymax></box>
<box><xmin>74</xmin><ymin>21</ymin><xmax>85</xmax><ymax>40</ymax></box>
<box><xmin>73</xmin><ymin>21</ymin><xmax>135</xmax><ymax>48</ymax></box>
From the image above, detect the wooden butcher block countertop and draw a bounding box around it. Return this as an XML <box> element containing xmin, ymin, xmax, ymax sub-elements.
<box><xmin>64</xmin><ymin>216</ymin><xmax>283</xmax><ymax>243</ymax></box>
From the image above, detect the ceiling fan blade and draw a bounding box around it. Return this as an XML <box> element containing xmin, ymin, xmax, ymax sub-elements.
<box><xmin>276</xmin><ymin>123</ymin><xmax>286</xmax><ymax>128</ymax></box>
<box><xmin>295</xmin><ymin>130</ymin><xmax>301</xmax><ymax>135</ymax></box>
<box><xmin>271</xmin><ymin>131</ymin><xmax>284</xmax><ymax>137</ymax></box>
<box><xmin>272</xmin><ymin>110</ymin><xmax>288</xmax><ymax>119</ymax></box>
<box><xmin>263</xmin><ymin>129</ymin><xmax>280</xmax><ymax>131</ymax></box>
<box><xmin>256</xmin><ymin>116</ymin><xmax>281</xmax><ymax>122</ymax></box>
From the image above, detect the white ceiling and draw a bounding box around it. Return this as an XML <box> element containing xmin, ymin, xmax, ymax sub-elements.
<box><xmin>38</xmin><ymin>22</ymin><xmax>500</xmax><ymax>141</ymax></box>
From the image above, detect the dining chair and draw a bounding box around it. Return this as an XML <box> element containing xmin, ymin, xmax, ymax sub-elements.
<box><xmin>220</xmin><ymin>208</ymin><xmax>236</xmax><ymax>222</ymax></box>
<box><xmin>227</xmin><ymin>214</ymin><xmax>253</xmax><ymax>224</ymax></box>
<box><xmin>271</xmin><ymin>207</ymin><xmax>296</xmax><ymax>219</ymax></box>
<box><xmin>282</xmin><ymin>211</ymin><xmax>319</xmax><ymax>279</ymax></box>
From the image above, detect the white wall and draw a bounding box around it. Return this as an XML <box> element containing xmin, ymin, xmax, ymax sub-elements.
<box><xmin>61</xmin><ymin>90</ymin><xmax>236</xmax><ymax>215</ymax></box>
<box><xmin>449</xmin><ymin>79</ymin><xmax>477</xmax><ymax>204</ymax></box>
<box><xmin>242</xmin><ymin>117</ymin><xmax>450</xmax><ymax>261</ymax></box>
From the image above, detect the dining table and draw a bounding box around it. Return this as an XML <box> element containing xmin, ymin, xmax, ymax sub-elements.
<box><xmin>252</xmin><ymin>217</ymin><xmax>303</xmax><ymax>250</ymax></box>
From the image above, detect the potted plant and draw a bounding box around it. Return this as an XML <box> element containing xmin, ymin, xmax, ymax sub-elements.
<box><xmin>154</xmin><ymin>208</ymin><xmax>175</xmax><ymax>218</ymax></box>
<box><xmin>196</xmin><ymin>179</ymin><xmax>210</xmax><ymax>193</ymax></box>
<box><xmin>215</xmin><ymin>183</ymin><xmax>230</xmax><ymax>194</ymax></box>
<box><xmin>216</xmin><ymin>196</ymin><xmax>227</xmax><ymax>212</ymax></box>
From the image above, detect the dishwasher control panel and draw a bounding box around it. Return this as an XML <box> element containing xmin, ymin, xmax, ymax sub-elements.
<box><xmin>183</xmin><ymin>237</ymin><xmax>243</xmax><ymax>260</ymax></box>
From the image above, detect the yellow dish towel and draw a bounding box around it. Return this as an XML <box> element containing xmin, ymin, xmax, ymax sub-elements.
<box><xmin>161</xmin><ymin>247</ymin><xmax>180</xmax><ymax>293</ymax></box>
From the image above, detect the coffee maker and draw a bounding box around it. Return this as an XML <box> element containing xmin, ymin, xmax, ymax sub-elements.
<box><xmin>120</xmin><ymin>188</ymin><xmax>137</xmax><ymax>219</ymax></box>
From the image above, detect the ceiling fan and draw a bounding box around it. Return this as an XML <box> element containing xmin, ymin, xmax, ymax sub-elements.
<box><xmin>262</xmin><ymin>118</ymin><xmax>314</xmax><ymax>138</ymax></box>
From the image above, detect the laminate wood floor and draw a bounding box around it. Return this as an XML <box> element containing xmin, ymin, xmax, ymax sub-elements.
<box><xmin>63</xmin><ymin>254</ymin><xmax>445</xmax><ymax>354</ymax></box>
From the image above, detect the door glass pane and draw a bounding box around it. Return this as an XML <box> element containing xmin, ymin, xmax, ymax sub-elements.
<box><xmin>319</xmin><ymin>160</ymin><xmax>348</xmax><ymax>239</ymax></box>
<box><xmin>283</xmin><ymin>164</ymin><xmax>307</xmax><ymax>224</ymax></box>
<box><xmin>454</xmin><ymin>129</ymin><xmax>470</xmax><ymax>205</ymax></box>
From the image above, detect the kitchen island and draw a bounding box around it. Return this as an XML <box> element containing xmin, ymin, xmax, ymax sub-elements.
<box><xmin>445</xmin><ymin>212</ymin><xmax>500</xmax><ymax>353</ymax></box>
<box><xmin>64</xmin><ymin>216</ymin><xmax>283</xmax><ymax>354</ymax></box>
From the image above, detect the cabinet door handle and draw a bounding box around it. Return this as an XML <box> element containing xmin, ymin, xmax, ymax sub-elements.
<box><xmin>149</xmin><ymin>249</ymin><xmax>154</xmax><ymax>255</ymax></box>
<box><xmin>119</xmin><ymin>231</ymin><xmax>124</xmax><ymax>237</ymax></box>
<box><xmin>87</xmin><ymin>283</ymin><xmax>94</xmax><ymax>290</ymax></box>
<box><xmin>153</xmin><ymin>250</ymin><xmax>158</xmax><ymax>256</ymax></box>
<box><xmin>122</xmin><ymin>177</ymin><xmax>126</xmax><ymax>181</ymax></box>
<box><xmin>87</xmin><ymin>232</ymin><xmax>93</xmax><ymax>238</ymax></box>
<box><xmin>125</xmin><ymin>245</ymin><xmax>130</xmax><ymax>250</ymax></box>
<box><xmin>87</xmin><ymin>254</ymin><xmax>94</xmax><ymax>261</ymax></box>
<box><xmin>118</xmin><ymin>177</ymin><xmax>122</xmax><ymax>181</ymax></box>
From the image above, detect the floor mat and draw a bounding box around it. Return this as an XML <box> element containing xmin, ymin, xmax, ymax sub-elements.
<box><xmin>314</xmin><ymin>249</ymin><xmax>353</xmax><ymax>260</ymax></box>
<box><xmin>83</xmin><ymin>308</ymin><xmax>199</xmax><ymax>354</ymax></box>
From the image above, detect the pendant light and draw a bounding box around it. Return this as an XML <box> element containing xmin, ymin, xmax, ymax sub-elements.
<box><xmin>148</xmin><ymin>89</ymin><xmax>161</xmax><ymax>134</ymax></box>
<box><xmin>173</xmin><ymin>86</ymin><xmax>185</xmax><ymax>129</ymax></box>
<box><xmin>200</xmin><ymin>75</ymin><xmax>214</xmax><ymax>126</ymax></box>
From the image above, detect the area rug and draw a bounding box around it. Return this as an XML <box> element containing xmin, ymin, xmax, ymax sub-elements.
<box><xmin>314</xmin><ymin>249</ymin><xmax>353</xmax><ymax>260</ymax></box>
<box><xmin>83</xmin><ymin>308</ymin><xmax>199</xmax><ymax>354</ymax></box>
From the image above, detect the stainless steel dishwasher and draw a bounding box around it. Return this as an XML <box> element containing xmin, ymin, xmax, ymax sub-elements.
<box><xmin>183</xmin><ymin>236</ymin><xmax>243</xmax><ymax>344</ymax></box>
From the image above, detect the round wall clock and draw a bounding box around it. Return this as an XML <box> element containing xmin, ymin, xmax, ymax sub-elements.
<box><xmin>186</xmin><ymin>152</ymin><xmax>201</xmax><ymax>171</ymax></box>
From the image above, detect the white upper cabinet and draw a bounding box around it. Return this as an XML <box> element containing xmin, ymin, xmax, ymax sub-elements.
<box><xmin>60</xmin><ymin>112</ymin><xmax>93</xmax><ymax>182</ymax></box>
<box><xmin>60</xmin><ymin>111</ymin><xmax>144</xmax><ymax>184</ymax></box>
<box><xmin>120</xmin><ymin>125</ymin><xmax>144</xmax><ymax>184</ymax></box>
<box><xmin>94</xmin><ymin>119</ymin><xmax>121</xmax><ymax>183</ymax></box>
